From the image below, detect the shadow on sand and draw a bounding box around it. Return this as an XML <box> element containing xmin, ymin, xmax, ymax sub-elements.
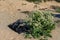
<box><xmin>8</xmin><ymin>19</ymin><xmax>30</xmax><ymax>34</ymax></box>
<box><xmin>53</xmin><ymin>14</ymin><xmax>60</xmax><ymax>18</ymax></box>
<box><xmin>52</xmin><ymin>14</ymin><xmax>60</xmax><ymax>23</ymax></box>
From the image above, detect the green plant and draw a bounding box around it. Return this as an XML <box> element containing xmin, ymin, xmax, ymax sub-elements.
<box><xmin>26</xmin><ymin>0</ymin><xmax>42</xmax><ymax>2</ymax></box>
<box><xmin>26</xmin><ymin>0</ymin><xmax>42</xmax><ymax>4</ymax></box>
<box><xmin>25</xmin><ymin>11</ymin><xmax>55</xmax><ymax>40</ymax></box>
<box><xmin>26</xmin><ymin>0</ymin><xmax>53</xmax><ymax>3</ymax></box>
<box><xmin>55</xmin><ymin>7</ymin><xmax>60</xmax><ymax>13</ymax></box>
<box><xmin>51</xmin><ymin>6</ymin><xmax>60</xmax><ymax>13</ymax></box>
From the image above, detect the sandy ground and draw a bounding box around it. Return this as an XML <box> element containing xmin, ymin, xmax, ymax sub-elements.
<box><xmin>0</xmin><ymin>0</ymin><xmax>60</xmax><ymax>40</ymax></box>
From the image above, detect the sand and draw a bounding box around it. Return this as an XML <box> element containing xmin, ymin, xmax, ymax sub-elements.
<box><xmin>0</xmin><ymin>0</ymin><xmax>60</xmax><ymax>40</ymax></box>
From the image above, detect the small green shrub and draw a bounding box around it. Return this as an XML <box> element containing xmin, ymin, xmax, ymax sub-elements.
<box><xmin>26</xmin><ymin>0</ymin><xmax>53</xmax><ymax>3</ymax></box>
<box><xmin>26</xmin><ymin>0</ymin><xmax>42</xmax><ymax>4</ymax></box>
<box><xmin>51</xmin><ymin>6</ymin><xmax>60</xmax><ymax>13</ymax></box>
<box><xmin>25</xmin><ymin>11</ymin><xmax>55</xmax><ymax>40</ymax></box>
<box><xmin>55</xmin><ymin>7</ymin><xmax>60</xmax><ymax>13</ymax></box>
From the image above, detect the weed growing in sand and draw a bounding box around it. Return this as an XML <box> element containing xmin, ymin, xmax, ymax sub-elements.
<box><xmin>55</xmin><ymin>7</ymin><xmax>60</xmax><ymax>13</ymax></box>
<box><xmin>26</xmin><ymin>0</ymin><xmax>54</xmax><ymax>4</ymax></box>
<box><xmin>25</xmin><ymin>11</ymin><xmax>55</xmax><ymax>40</ymax></box>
